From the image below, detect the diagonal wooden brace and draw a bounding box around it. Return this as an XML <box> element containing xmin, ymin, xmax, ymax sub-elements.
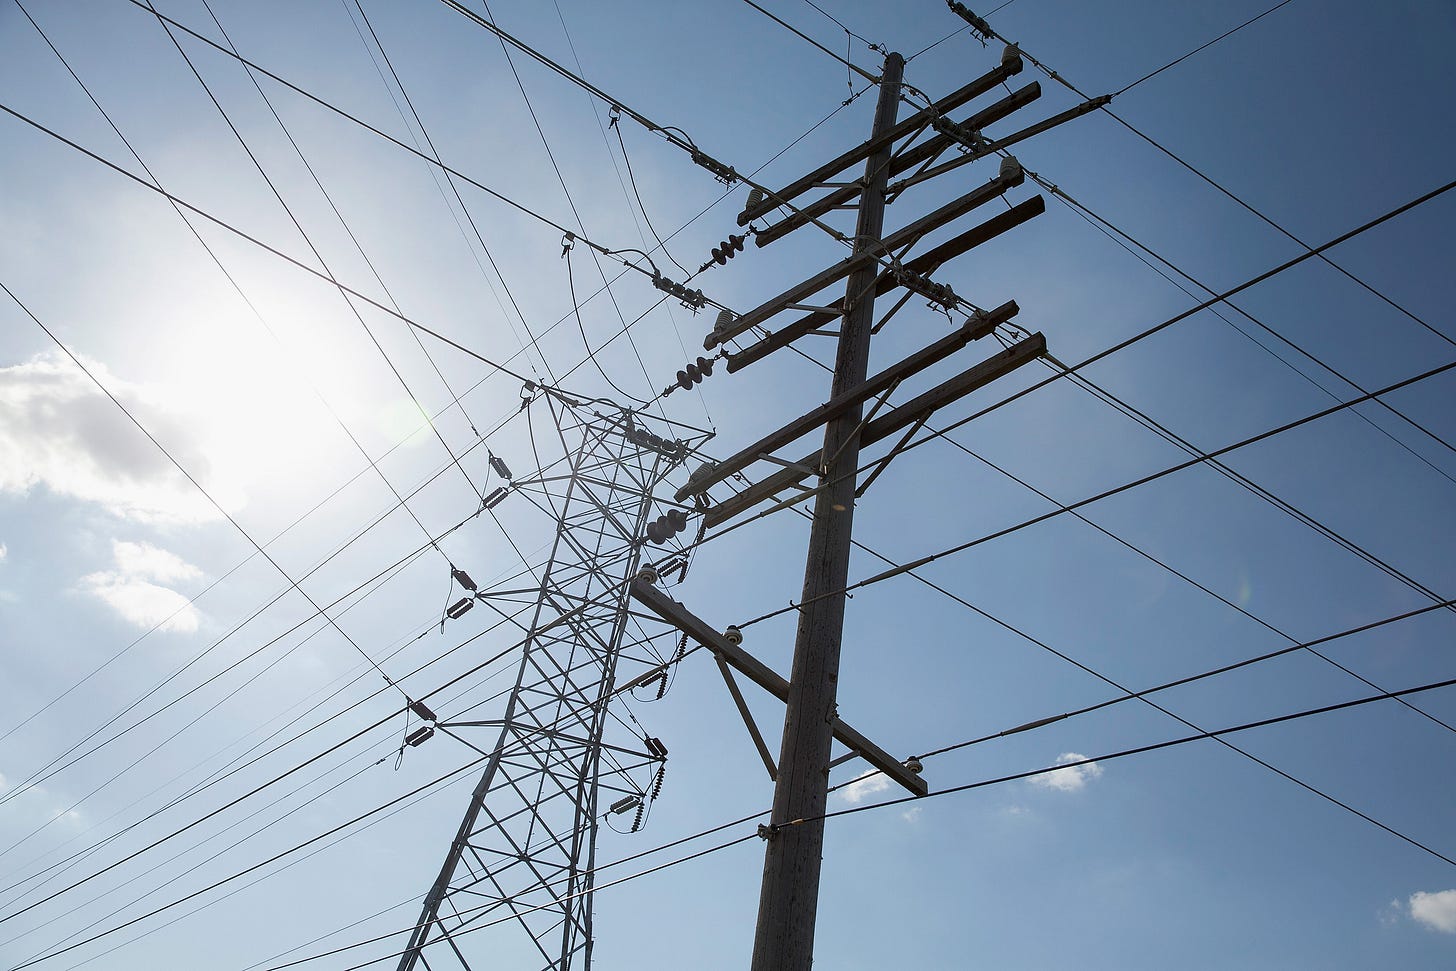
<box><xmin>630</xmin><ymin>579</ymin><xmax>928</xmax><ymax>797</ymax></box>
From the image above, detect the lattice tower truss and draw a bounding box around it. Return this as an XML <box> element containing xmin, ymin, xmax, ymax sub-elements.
<box><xmin>397</xmin><ymin>394</ymin><xmax>710</xmax><ymax>970</ymax></box>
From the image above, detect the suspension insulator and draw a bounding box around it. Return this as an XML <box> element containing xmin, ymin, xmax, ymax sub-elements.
<box><xmin>482</xmin><ymin>486</ymin><xmax>509</xmax><ymax>510</ymax></box>
<box><xmin>405</xmin><ymin>726</ymin><xmax>435</xmax><ymax>747</ymax></box>
<box><xmin>489</xmin><ymin>455</ymin><xmax>513</xmax><ymax>480</ymax></box>
<box><xmin>451</xmin><ymin>567</ymin><xmax>477</xmax><ymax>592</ymax></box>
<box><xmin>446</xmin><ymin>598</ymin><xmax>474</xmax><ymax>620</ymax></box>
<box><xmin>644</xmin><ymin>508</ymin><xmax>689</xmax><ymax>545</ymax></box>
<box><xmin>675</xmin><ymin>355</ymin><xmax>715</xmax><ymax>391</ymax></box>
<box><xmin>609</xmin><ymin>795</ymin><xmax>643</xmax><ymax>815</ymax></box>
<box><xmin>711</xmin><ymin>234</ymin><xmax>746</xmax><ymax>265</ymax></box>
<box><xmin>409</xmin><ymin>699</ymin><xmax>438</xmax><ymax>723</ymax></box>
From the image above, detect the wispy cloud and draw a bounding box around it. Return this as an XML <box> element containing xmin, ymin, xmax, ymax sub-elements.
<box><xmin>836</xmin><ymin>769</ymin><xmax>891</xmax><ymax>805</ymax></box>
<box><xmin>0</xmin><ymin>541</ymin><xmax>7</xmax><ymax>561</ymax></box>
<box><xmin>82</xmin><ymin>539</ymin><xmax>202</xmax><ymax>633</ymax></box>
<box><xmin>1028</xmin><ymin>753</ymin><xmax>1104</xmax><ymax>792</ymax></box>
<box><xmin>1408</xmin><ymin>890</ymin><xmax>1456</xmax><ymax>933</ymax></box>
<box><xmin>0</xmin><ymin>355</ymin><xmax>228</xmax><ymax>522</ymax></box>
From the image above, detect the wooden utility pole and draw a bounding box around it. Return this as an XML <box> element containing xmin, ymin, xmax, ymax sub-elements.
<box><xmin>749</xmin><ymin>51</ymin><xmax>904</xmax><ymax>971</ymax></box>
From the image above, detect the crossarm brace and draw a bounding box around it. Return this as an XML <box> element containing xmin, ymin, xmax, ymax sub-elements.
<box><xmin>629</xmin><ymin>580</ymin><xmax>928</xmax><ymax>797</ymax></box>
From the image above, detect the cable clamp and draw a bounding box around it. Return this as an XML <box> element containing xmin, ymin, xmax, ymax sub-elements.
<box><xmin>757</xmin><ymin>823</ymin><xmax>778</xmax><ymax>841</ymax></box>
<box><xmin>560</xmin><ymin>232</ymin><xmax>575</xmax><ymax>257</ymax></box>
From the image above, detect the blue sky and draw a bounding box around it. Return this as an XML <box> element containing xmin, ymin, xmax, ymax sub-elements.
<box><xmin>1</xmin><ymin>0</ymin><xmax>1454</xmax><ymax>968</ymax></box>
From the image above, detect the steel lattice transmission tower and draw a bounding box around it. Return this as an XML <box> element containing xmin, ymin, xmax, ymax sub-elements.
<box><xmin>397</xmin><ymin>393</ymin><xmax>711</xmax><ymax>971</ymax></box>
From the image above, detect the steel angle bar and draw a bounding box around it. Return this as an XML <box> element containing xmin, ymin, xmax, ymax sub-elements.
<box><xmin>396</xmin><ymin>403</ymin><xmax>709</xmax><ymax>971</ymax></box>
<box><xmin>702</xmin><ymin>332</ymin><xmax>1047</xmax><ymax>528</ymax></box>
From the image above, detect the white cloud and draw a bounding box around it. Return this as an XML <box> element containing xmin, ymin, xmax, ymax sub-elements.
<box><xmin>836</xmin><ymin>769</ymin><xmax>891</xmax><ymax>805</ymax></box>
<box><xmin>111</xmin><ymin>540</ymin><xmax>201</xmax><ymax>584</ymax></box>
<box><xmin>901</xmin><ymin>807</ymin><xmax>923</xmax><ymax>823</ymax></box>
<box><xmin>1409</xmin><ymin>890</ymin><xmax>1456</xmax><ymax>933</ymax></box>
<box><xmin>0</xmin><ymin>355</ymin><xmax>227</xmax><ymax>522</ymax></box>
<box><xmin>82</xmin><ymin>539</ymin><xmax>202</xmax><ymax>633</ymax></box>
<box><xmin>0</xmin><ymin>541</ymin><xmax>7</xmax><ymax>561</ymax></box>
<box><xmin>1028</xmin><ymin>753</ymin><xmax>1104</xmax><ymax>793</ymax></box>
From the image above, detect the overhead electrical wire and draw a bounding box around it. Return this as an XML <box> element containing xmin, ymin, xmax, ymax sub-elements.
<box><xmin>548</xmin><ymin>0</ymin><xmax>708</xmax><ymax>421</ymax></box>
<box><xmin>950</xmin><ymin>1</ymin><xmax>1455</xmax><ymax>351</ymax></box>
<box><xmin>912</xmin><ymin>595</ymin><xmax>1456</xmax><ymax>762</ymax></box>
<box><xmin>1111</xmin><ymin>0</ymin><xmax>1299</xmax><ymax>97</ymax></box>
<box><xmin>343</xmin><ymin>0</ymin><xmax>562</xmax><ymax>387</ymax></box>
<box><xmin>1</xmin><ymin>281</ymin><xmax>407</xmax><ymax>695</ymax></box>
<box><xmin>733</xmin><ymin>352</ymin><xmax>1456</xmax><ymax>627</ymax></box>
<box><xmin>735</xmin><ymin>0</ymin><xmax>881</xmax><ymax>84</ymax></box>
<box><xmin>19</xmin><ymin>3</ymin><xmax>1432</xmax><ymax>960</ymax></box>
<box><xmin>143</xmin><ymin>0</ymin><xmax>488</xmax><ymax>512</ymax></box>
<box><xmin>3</xmin><ymin>576</ymin><xmax>691</xmax><ymax>966</ymax></box>
<box><xmin>232</xmin><ymin>669</ymin><xmax>1456</xmax><ymax>971</ymax></box>
<box><xmin>806</xmin><ymin>674</ymin><xmax>1456</xmax><ymax>867</ymax></box>
<box><xmin>2</xmin><ymin>0</ymin><xmax>524</xmax><ymax>749</ymax></box>
<box><xmin>0</xmin><ymin>11</ymin><xmax>891</xmax><ymax>954</ymax></box>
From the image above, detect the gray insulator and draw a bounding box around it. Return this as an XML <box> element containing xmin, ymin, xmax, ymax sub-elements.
<box><xmin>746</xmin><ymin>187</ymin><xmax>764</xmax><ymax>212</ymax></box>
<box><xmin>1001</xmin><ymin>43</ymin><xmax>1021</xmax><ymax>69</ymax></box>
<box><xmin>724</xmin><ymin>625</ymin><xmax>743</xmax><ymax>646</ymax></box>
<box><xmin>636</xmin><ymin>565</ymin><xmax>659</xmax><ymax>585</ymax></box>
<box><xmin>999</xmin><ymin>155</ymin><xmax>1022</xmax><ymax>182</ymax></box>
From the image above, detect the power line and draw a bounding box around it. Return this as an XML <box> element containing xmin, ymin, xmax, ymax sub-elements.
<box><xmin>143</xmin><ymin>0</ymin><xmax>486</xmax><ymax>509</ymax></box>
<box><xmin>471</xmin><ymin>0</ymin><xmax>662</xmax><ymax>405</ymax></box>
<box><xmin>806</xmin><ymin>674</ymin><xmax>1456</xmax><ymax>869</ymax></box>
<box><xmin>736</xmin><ymin>352</ymin><xmax>1456</xmax><ymax>625</ymax></box>
<box><xmin>1011</xmin><ymin>158</ymin><xmax>1456</xmax><ymax>477</ymax></box>
<box><xmin>913</xmin><ymin>595</ymin><xmax>1456</xmax><ymax>761</ymax></box>
<box><xmin>240</xmin><ymin>669</ymin><xmax>1456</xmax><ymax>971</ymax></box>
<box><xmin>343</xmin><ymin>0</ymin><xmax>561</xmax><ymax>389</ymax></box>
<box><xmin>957</xmin><ymin>2</ymin><xmax>1455</xmax><ymax>353</ymax></box>
<box><xmin>1</xmin><ymin>280</ymin><xmax>407</xmax><ymax>692</ymax></box>
<box><xmin>1112</xmin><ymin>0</ymin><xmax>1298</xmax><ymax>96</ymax></box>
<box><xmin>736</xmin><ymin>0</ymin><xmax>881</xmax><ymax>84</ymax></box>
